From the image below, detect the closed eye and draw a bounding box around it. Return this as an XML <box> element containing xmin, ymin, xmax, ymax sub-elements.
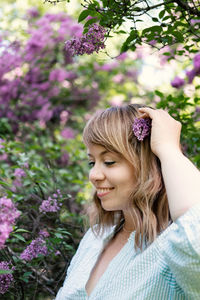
<box><xmin>104</xmin><ymin>161</ymin><xmax>115</xmax><ymax>166</ymax></box>
<box><xmin>88</xmin><ymin>161</ymin><xmax>115</xmax><ymax>167</ymax></box>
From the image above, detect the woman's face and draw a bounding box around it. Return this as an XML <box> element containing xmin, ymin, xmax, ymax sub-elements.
<box><xmin>87</xmin><ymin>144</ymin><xmax>136</xmax><ymax>211</ymax></box>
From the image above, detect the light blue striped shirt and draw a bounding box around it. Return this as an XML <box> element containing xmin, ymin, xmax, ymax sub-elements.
<box><xmin>55</xmin><ymin>202</ymin><xmax>200</xmax><ymax>299</ymax></box>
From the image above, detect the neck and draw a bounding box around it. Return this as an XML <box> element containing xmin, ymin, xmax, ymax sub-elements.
<box><xmin>122</xmin><ymin>225</ymin><xmax>134</xmax><ymax>233</ymax></box>
<box><xmin>122</xmin><ymin>210</ymin><xmax>135</xmax><ymax>232</ymax></box>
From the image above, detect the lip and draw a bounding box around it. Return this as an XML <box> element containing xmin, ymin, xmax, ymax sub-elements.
<box><xmin>96</xmin><ymin>188</ymin><xmax>114</xmax><ymax>198</ymax></box>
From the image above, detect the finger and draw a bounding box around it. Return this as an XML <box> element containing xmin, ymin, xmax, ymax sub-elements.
<box><xmin>138</xmin><ymin>113</ymin><xmax>149</xmax><ymax>119</ymax></box>
<box><xmin>138</xmin><ymin>107</ymin><xmax>155</xmax><ymax>119</ymax></box>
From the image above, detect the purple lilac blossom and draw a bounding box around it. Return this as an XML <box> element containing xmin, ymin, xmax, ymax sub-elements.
<box><xmin>132</xmin><ymin>118</ymin><xmax>152</xmax><ymax>141</ymax></box>
<box><xmin>39</xmin><ymin>196</ymin><xmax>61</xmax><ymax>213</ymax></box>
<box><xmin>193</xmin><ymin>53</ymin><xmax>200</xmax><ymax>73</ymax></box>
<box><xmin>60</xmin><ymin>110</ymin><xmax>69</xmax><ymax>125</ymax></box>
<box><xmin>36</xmin><ymin>103</ymin><xmax>53</xmax><ymax>122</ymax></box>
<box><xmin>20</xmin><ymin>237</ymin><xmax>48</xmax><ymax>261</ymax></box>
<box><xmin>61</xmin><ymin>127</ymin><xmax>75</xmax><ymax>139</ymax></box>
<box><xmin>65</xmin><ymin>24</ymin><xmax>106</xmax><ymax>56</ymax></box>
<box><xmin>113</xmin><ymin>74</ymin><xmax>124</xmax><ymax>84</ymax></box>
<box><xmin>100</xmin><ymin>61</ymin><xmax>119</xmax><ymax>72</ymax></box>
<box><xmin>49</xmin><ymin>69</ymin><xmax>68</xmax><ymax>82</ymax></box>
<box><xmin>61</xmin><ymin>151</ymin><xmax>69</xmax><ymax>166</ymax></box>
<box><xmin>190</xmin><ymin>19</ymin><xmax>200</xmax><ymax>26</ymax></box>
<box><xmin>149</xmin><ymin>39</ymin><xmax>157</xmax><ymax>46</ymax></box>
<box><xmin>14</xmin><ymin>168</ymin><xmax>26</xmax><ymax>178</ymax></box>
<box><xmin>186</xmin><ymin>69</ymin><xmax>196</xmax><ymax>83</ymax></box>
<box><xmin>39</xmin><ymin>230</ymin><xmax>49</xmax><ymax>238</ymax></box>
<box><xmin>171</xmin><ymin>76</ymin><xmax>185</xmax><ymax>88</ymax></box>
<box><xmin>27</xmin><ymin>7</ymin><xmax>39</xmax><ymax>18</ymax></box>
<box><xmin>0</xmin><ymin>197</ymin><xmax>20</xmax><ymax>249</ymax></box>
<box><xmin>0</xmin><ymin>261</ymin><xmax>14</xmax><ymax>294</ymax></box>
<box><xmin>22</xmin><ymin>162</ymin><xmax>29</xmax><ymax>168</ymax></box>
<box><xmin>0</xmin><ymin>153</ymin><xmax>7</xmax><ymax>161</ymax></box>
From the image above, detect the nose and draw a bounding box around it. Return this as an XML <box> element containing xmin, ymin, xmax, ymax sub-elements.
<box><xmin>89</xmin><ymin>164</ymin><xmax>105</xmax><ymax>183</ymax></box>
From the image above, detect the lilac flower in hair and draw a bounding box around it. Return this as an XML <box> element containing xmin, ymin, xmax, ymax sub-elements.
<box><xmin>132</xmin><ymin>118</ymin><xmax>152</xmax><ymax>141</ymax></box>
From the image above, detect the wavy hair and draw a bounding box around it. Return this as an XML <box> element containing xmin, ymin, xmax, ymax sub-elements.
<box><xmin>83</xmin><ymin>104</ymin><xmax>171</xmax><ymax>250</ymax></box>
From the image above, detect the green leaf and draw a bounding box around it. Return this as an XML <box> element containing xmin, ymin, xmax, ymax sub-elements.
<box><xmin>162</xmin><ymin>52</ymin><xmax>172</xmax><ymax>56</ymax></box>
<box><xmin>102</xmin><ymin>0</ymin><xmax>108</xmax><ymax>7</ymax></box>
<box><xmin>162</xmin><ymin>16</ymin><xmax>171</xmax><ymax>21</ymax></box>
<box><xmin>120</xmin><ymin>30</ymin><xmax>138</xmax><ymax>53</ymax></box>
<box><xmin>152</xmin><ymin>17</ymin><xmax>159</xmax><ymax>22</ymax></box>
<box><xmin>155</xmin><ymin>90</ymin><xmax>164</xmax><ymax>97</ymax></box>
<box><xmin>159</xmin><ymin>10</ymin><xmax>165</xmax><ymax>19</ymax></box>
<box><xmin>78</xmin><ymin>10</ymin><xmax>91</xmax><ymax>23</ymax></box>
<box><xmin>142</xmin><ymin>25</ymin><xmax>162</xmax><ymax>35</ymax></box>
<box><xmin>0</xmin><ymin>269</ymin><xmax>13</xmax><ymax>274</ymax></box>
<box><xmin>15</xmin><ymin>229</ymin><xmax>29</xmax><ymax>233</ymax></box>
<box><xmin>23</xmin><ymin>272</ymin><xmax>32</xmax><ymax>277</ymax></box>
<box><xmin>0</xmin><ymin>180</ymin><xmax>11</xmax><ymax>188</ymax></box>
<box><xmin>172</xmin><ymin>31</ymin><xmax>184</xmax><ymax>42</ymax></box>
<box><xmin>12</xmin><ymin>234</ymin><xmax>26</xmax><ymax>242</ymax></box>
<box><xmin>84</xmin><ymin>18</ymin><xmax>97</xmax><ymax>32</ymax></box>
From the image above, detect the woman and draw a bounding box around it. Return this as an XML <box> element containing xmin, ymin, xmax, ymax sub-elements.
<box><xmin>55</xmin><ymin>104</ymin><xmax>200</xmax><ymax>299</ymax></box>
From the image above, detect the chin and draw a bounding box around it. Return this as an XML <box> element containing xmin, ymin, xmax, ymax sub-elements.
<box><xmin>101</xmin><ymin>203</ymin><xmax>120</xmax><ymax>212</ymax></box>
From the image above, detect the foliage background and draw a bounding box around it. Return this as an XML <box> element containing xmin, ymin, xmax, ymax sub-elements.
<box><xmin>0</xmin><ymin>0</ymin><xmax>200</xmax><ymax>299</ymax></box>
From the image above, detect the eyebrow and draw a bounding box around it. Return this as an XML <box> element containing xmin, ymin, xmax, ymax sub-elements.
<box><xmin>87</xmin><ymin>150</ymin><xmax>111</xmax><ymax>157</ymax></box>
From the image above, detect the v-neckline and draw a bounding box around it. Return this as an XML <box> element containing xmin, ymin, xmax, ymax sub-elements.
<box><xmin>85</xmin><ymin>230</ymin><xmax>135</xmax><ymax>298</ymax></box>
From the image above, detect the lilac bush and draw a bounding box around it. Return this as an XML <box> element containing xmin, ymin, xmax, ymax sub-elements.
<box><xmin>0</xmin><ymin>10</ymin><xmax>102</xmax><ymax>133</ymax></box>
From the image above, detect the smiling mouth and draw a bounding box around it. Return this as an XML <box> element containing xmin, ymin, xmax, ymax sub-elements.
<box><xmin>96</xmin><ymin>188</ymin><xmax>114</xmax><ymax>197</ymax></box>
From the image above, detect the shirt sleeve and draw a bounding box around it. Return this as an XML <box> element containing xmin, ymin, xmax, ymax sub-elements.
<box><xmin>157</xmin><ymin>201</ymin><xmax>200</xmax><ymax>298</ymax></box>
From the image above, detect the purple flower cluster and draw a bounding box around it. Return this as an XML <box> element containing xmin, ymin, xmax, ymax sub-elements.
<box><xmin>20</xmin><ymin>237</ymin><xmax>48</xmax><ymax>261</ymax></box>
<box><xmin>171</xmin><ymin>53</ymin><xmax>200</xmax><ymax>88</ymax></box>
<box><xmin>14</xmin><ymin>168</ymin><xmax>26</xmax><ymax>178</ymax></box>
<box><xmin>65</xmin><ymin>24</ymin><xmax>107</xmax><ymax>56</ymax></box>
<box><xmin>49</xmin><ymin>69</ymin><xmax>68</xmax><ymax>82</ymax></box>
<box><xmin>0</xmin><ymin>261</ymin><xmax>14</xmax><ymax>294</ymax></box>
<box><xmin>185</xmin><ymin>53</ymin><xmax>200</xmax><ymax>84</ymax></box>
<box><xmin>132</xmin><ymin>118</ymin><xmax>152</xmax><ymax>141</ymax></box>
<box><xmin>39</xmin><ymin>190</ymin><xmax>62</xmax><ymax>213</ymax></box>
<box><xmin>0</xmin><ymin>197</ymin><xmax>20</xmax><ymax>249</ymax></box>
<box><xmin>0</xmin><ymin>12</ymin><xmax>84</xmax><ymax>129</ymax></box>
<box><xmin>61</xmin><ymin>127</ymin><xmax>75</xmax><ymax>139</ymax></box>
<box><xmin>194</xmin><ymin>53</ymin><xmax>200</xmax><ymax>71</ymax></box>
<box><xmin>171</xmin><ymin>76</ymin><xmax>185</xmax><ymax>88</ymax></box>
<box><xmin>39</xmin><ymin>229</ymin><xmax>49</xmax><ymax>238</ymax></box>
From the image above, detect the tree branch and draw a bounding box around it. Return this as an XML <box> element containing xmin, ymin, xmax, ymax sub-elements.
<box><xmin>175</xmin><ymin>0</ymin><xmax>200</xmax><ymax>17</ymax></box>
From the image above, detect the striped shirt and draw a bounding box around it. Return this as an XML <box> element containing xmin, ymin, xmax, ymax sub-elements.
<box><xmin>55</xmin><ymin>202</ymin><xmax>200</xmax><ymax>299</ymax></box>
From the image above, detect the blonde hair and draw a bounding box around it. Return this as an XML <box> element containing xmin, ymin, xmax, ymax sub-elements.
<box><xmin>83</xmin><ymin>104</ymin><xmax>171</xmax><ymax>250</ymax></box>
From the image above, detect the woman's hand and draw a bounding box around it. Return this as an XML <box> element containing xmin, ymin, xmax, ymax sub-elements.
<box><xmin>138</xmin><ymin>107</ymin><xmax>182</xmax><ymax>160</ymax></box>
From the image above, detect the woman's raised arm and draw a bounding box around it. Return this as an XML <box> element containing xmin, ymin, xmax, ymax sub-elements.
<box><xmin>138</xmin><ymin>107</ymin><xmax>200</xmax><ymax>221</ymax></box>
